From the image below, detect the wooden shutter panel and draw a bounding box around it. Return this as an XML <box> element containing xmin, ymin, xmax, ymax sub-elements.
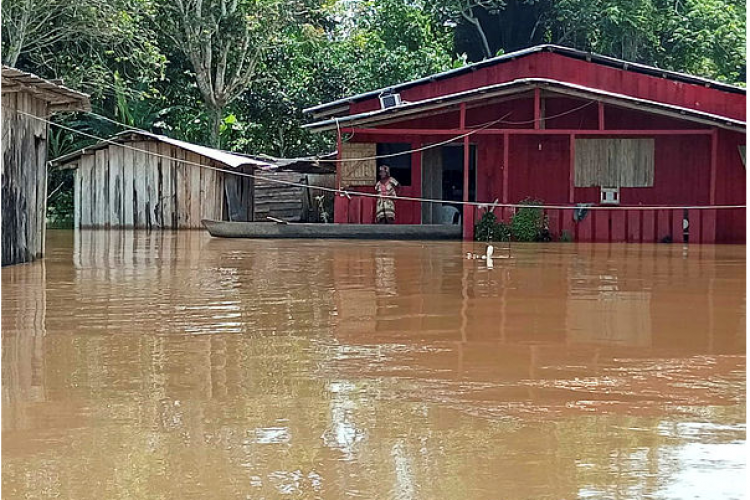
<box><xmin>575</xmin><ymin>138</ymin><xmax>654</xmax><ymax>187</ymax></box>
<box><xmin>340</xmin><ymin>142</ymin><xmax>376</xmax><ymax>187</ymax></box>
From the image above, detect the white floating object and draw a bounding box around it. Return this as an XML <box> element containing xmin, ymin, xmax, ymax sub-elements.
<box><xmin>486</xmin><ymin>245</ymin><xmax>494</xmax><ymax>260</ymax></box>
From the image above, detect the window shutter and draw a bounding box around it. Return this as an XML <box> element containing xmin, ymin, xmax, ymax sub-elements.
<box><xmin>575</xmin><ymin>138</ymin><xmax>654</xmax><ymax>187</ymax></box>
<box><xmin>340</xmin><ymin>142</ymin><xmax>377</xmax><ymax>187</ymax></box>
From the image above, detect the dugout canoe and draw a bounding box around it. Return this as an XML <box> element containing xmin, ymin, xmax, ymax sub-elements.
<box><xmin>202</xmin><ymin>219</ymin><xmax>462</xmax><ymax>240</ymax></box>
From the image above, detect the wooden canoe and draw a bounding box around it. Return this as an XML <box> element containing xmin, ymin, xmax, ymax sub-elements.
<box><xmin>202</xmin><ymin>219</ymin><xmax>462</xmax><ymax>240</ymax></box>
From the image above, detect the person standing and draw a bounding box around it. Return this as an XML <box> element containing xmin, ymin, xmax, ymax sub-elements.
<box><xmin>375</xmin><ymin>165</ymin><xmax>399</xmax><ymax>223</ymax></box>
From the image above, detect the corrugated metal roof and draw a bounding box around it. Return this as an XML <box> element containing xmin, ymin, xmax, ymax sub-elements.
<box><xmin>51</xmin><ymin>130</ymin><xmax>273</xmax><ymax>169</ymax></box>
<box><xmin>303</xmin><ymin>78</ymin><xmax>745</xmax><ymax>133</ymax></box>
<box><xmin>2</xmin><ymin>65</ymin><xmax>91</xmax><ymax>112</ymax></box>
<box><xmin>303</xmin><ymin>44</ymin><xmax>745</xmax><ymax>118</ymax></box>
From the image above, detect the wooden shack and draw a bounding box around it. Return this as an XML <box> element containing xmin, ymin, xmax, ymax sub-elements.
<box><xmin>2</xmin><ymin>66</ymin><xmax>90</xmax><ymax>265</ymax></box>
<box><xmin>304</xmin><ymin>44</ymin><xmax>746</xmax><ymax>243</ymax></box>
<box><xmin>52</xmin><ymin>131</ymin><xmax>336</xmax><ymax>227</ymax></box>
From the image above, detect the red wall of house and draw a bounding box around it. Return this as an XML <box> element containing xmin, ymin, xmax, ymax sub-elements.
<box><xmin>337</xmin><ymin>91</ymin><xmax>745</xmax><ymax>243</ymax></box>
<box><xmin>351</xmin><ymin>52</ymin><xmax>745</xmax><ymax>122</ymax></box>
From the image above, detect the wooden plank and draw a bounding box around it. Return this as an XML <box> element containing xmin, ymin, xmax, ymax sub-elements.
<box><xmin>546</xmin><ymin>209</ymin><xmax>560</xmax><ymax>239</ymax></box>
<box><xmin>159</xmin><ymin>143</ymin><xmax>175</xmax><ymax>228</ymax></box>
<box><xmin>568</xmin><ymin>135</ymin><xmax>575</xmax><ymax>203</ymax></box>
<box><xmin>80</xmin><ymin>154</ymin><xmax>93</xmax><ymax>227</ymax></box>
<box><xmin>561</xmin><ymin>208</ymin><xmax>575</xmax><ymax>240</ymax></box>
<box><xmin>657</xmin><ymin>209</ymin><xmax>671</xmax><ymax>242</ymax></box>
<box><xmin>671</xmin><ymin>209</ymin><xmax>684</xmax><ymax>244</ymax></box>
<box><xmin>200</xmin><ymin>158</ymin><xmax>220</xmax><ymax>222</ymax></box>
<box><xmin>641</xmin><ymin>210</ymin><xmax>656</xmax><ymax>243</ymax></box>
<box><xmin>594</xmin><ymin>210</ymin><xmax>610</xmax><ymax>242</ymax></box>
<box><xmin>74</xmin><ymin>168</ymin><xmax>81</xmax><ymax>229</ymax></box>
<box><xmin>348</xmin><ymin>196</ymin><xmax>361</xmax><ymax>223</ymax></box>
<box><xmin>626</xmin><ymin>210</ymin><xmax>641</xmax><ymax>243</ymax></box>
<box><xmin>577</xmin><ymin>213</ymin><xmax>593</xmax><ymax>242</ymax></box>
<box><xmin>334</xmin><ymin>194</ymin><xmax>349</xmax><ymax>223</ymax></box>
<box><xmin>688</xmin><ymin>208</ymin><xmax>702</xmax><ymax>244</ymax></box>
<box><xmin>189</xmin><ymin>152</ymin><xmax>202</xmax><ymax>228</ymax></box>
<box><xmin>92</xmin><ymin>149</ymin><xmax>106</xmax><ymax>227</ymax></box>
<box><xmin>362</xmin><ymin>196</ymin><xmax>376</xmax><ymax>224</ymax></box>
<box><xmin>122</xmin><ymin>144</ymin><xmax>135</xmax><ymax>227</ymax></box>
<box><xmin>109</xmin><ymin>143</ymin><xmax>123</xmax><ymax>227</ymax></box>
<box><xmin>174</xmin><ymin>147</ymin><xmax>189</xmax><ymax>228</ymax></box>
<box><xmin>146</xmin><ymin>141</ymin><xmax>160</xmax><ymax>228</ymax></box>
<box><xmin>611</xmin><ymin>211</ymin><xmax>626</xmax><ymax>242</ymax></box>
<box><xmin>701</xmin><ymin>209</ymin><xmax>716</xmax><ymax>243</ymax></box>
<box><xmin>133</xmin><ymin>141</ymin><xmax>148</xmax><ymax>228</ymax></box>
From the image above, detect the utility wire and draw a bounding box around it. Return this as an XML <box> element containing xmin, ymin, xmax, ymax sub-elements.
<box><xmin>15</xmin><ymin>108</ymin><xmax>746</xmax><ymax>211</ymax></box>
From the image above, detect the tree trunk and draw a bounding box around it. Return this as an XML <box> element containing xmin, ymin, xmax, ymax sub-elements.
<box><xmin>207</xmin><ymin>104</ymin><xmax>223</xmax><ymax>149</ymax></box>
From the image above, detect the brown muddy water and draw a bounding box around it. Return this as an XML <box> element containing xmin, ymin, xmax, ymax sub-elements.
<box><xmin>2</xmin><ymin>230</ymin><xmax>746</xmax><ymax>500</ymax></box>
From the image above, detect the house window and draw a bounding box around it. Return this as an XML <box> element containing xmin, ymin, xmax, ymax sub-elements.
<box><xmin>377</xmin><ymin>143</ymin><xmax>412</xmax><ymax>186</ymax></box>
<box><xmin>575</xmin><ymin>138</ymin><xmax>655</xmax><ymax>187</ymax></box>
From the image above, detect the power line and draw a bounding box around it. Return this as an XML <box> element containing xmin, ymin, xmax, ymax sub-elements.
<box><xmin>14</xmin><ymin>108</ymin><xmax>746</xmax><ymax>211</ymax></box>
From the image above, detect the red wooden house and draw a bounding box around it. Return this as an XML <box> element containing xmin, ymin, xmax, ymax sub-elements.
<box><xmin>303</xmin><ymin>45</ymin><xmax>745</xmax><ymax>243</ymax></box>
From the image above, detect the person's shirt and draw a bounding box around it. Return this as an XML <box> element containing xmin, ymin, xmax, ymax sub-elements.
<box><xmin>375</xmin><ymin>177</ymin><xmax>399</xmax><ymax>196</ymax></box>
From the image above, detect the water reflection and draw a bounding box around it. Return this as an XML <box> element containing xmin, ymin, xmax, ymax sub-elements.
<box><xmin>2</xmin><ymin>230</ymin><xmax>745</xmax><ymax>499</ymax></box>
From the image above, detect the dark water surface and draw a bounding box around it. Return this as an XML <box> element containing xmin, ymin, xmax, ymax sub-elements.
<box><xmin>3</xmin><ymin>230</ymin><xmax>746</xmax><ymax>499</ymax></box>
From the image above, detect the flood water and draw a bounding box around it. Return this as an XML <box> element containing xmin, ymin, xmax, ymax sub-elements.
<box><xmin>2</xmin><ymin>230</ymin><xmax>746</xmax><ymax>499</ymax></box>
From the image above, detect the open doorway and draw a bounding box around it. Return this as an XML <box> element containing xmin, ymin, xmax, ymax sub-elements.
<box><xmin>421</xmin><ymin>144</ymin><xmax>476</xmax><ymax>224</ymax></box>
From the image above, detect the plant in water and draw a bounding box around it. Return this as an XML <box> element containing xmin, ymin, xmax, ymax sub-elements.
<box><xmin>474</xmin><ymin>210</ymin><xmax>510</xmax><ymax>242</ymax></box>
<box><xmin>559</xmin><ymin>230</ymin><xmax>573</xmax><ymax>242</ymax></box>
<box><xmin>511</xmin><ymin>198</ymin><xmax>549</xmax><ymax>242</ymax></box>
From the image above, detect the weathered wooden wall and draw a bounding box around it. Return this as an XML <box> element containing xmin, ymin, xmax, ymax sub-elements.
<box><xmin>74</xmin><ymin>140</ymin><xmax>225</xmax><ymax>229</ymax></box>
<box><xmin>2</xmin><ymin>91</ymin><xmax>49</xmax><ymax>265</ymax></box>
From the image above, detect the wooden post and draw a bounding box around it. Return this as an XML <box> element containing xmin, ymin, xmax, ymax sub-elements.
<box><xmin>598</xmin><ymin>102</ymin><xmax>605</xmax><ymax>130</ymax></box>
<box><xmin>460</xmin><ymin>103</ymin><xmax>472</xmax><ymax>239</ymax></box>
<box><xmin>502</xmin><ymin>132</ymin><xmax>509</xmax><ymax>204</ymax></box>
<box><xmin>334</xmin><ymin>128</ymin><xmax>343</xmax><ymax>223</ymax></box>
<box><xmin>569</xmin><ymin>134</ymin><xmax>575</xmax><ymax>203</ymax></box>
<box><xmin>709</xmin><ymin>128</ymin><xmax>718</xmax><ymax>205</ymax></box>
<box><xmin>533</xmin><ymin>88</ymin><xmax>541</xmax><ymax>130</ymax></box>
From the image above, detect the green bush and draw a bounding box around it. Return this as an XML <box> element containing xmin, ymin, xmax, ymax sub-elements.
<box><xmin>474</xmin><ymin>211</ymin><xmax>510</xmax><ymax>242</ymax></box>
<box><xmin>510</xmin><ymin>198</ymin><xmax>549</xmax><ymax>242</ymax></box>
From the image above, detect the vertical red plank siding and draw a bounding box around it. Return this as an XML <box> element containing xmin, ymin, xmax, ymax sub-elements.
<box><xmin>688</xmin><ymin>209</ymin><xmax>702</xmax><ymax>243</ymax></box>
<box><xmin>546</xmin><ymin>209</ymin><xmax>560</xmax><ymax>239</ymax></box>
<box><xmin>508</xmin><ymin>136</ymin><xmax>569</xmax><ymax>203</ymax></box>
<box><xmin>642</xmin><ymin>211</ymin><xmax>656</xmax><ymax>243</ymax></box>
<box><xmin>561</xmin><ymin>210</ymin><xmax>575</xmax><ymax>239</ymax></box>
<box><xmin>502</xmin><ymin>133</ymin><xmax>509</xmax><ymax>203</ymax></box>
<box><xmin>348</xmin><ymin>196</ymin><xmax>361</xmax><ymax>223</ymax></box>
<box><xmin>568</xmin><ymin>135</ymin><xmax>575</xmax><ymax>203</ymax></box>
<box><xmin>577</xmin><ymin>215</ymin><xmax>593</xmax><ymax>242</ymax></box>
<box><xmin>463</xmin><ymin>205</ymin><xmax>475</xmax><ymax>240</ymax></box>
<box><xmin>657</xmin><ymin>210</ymin><xmax>671</xmax><ymax>242</ymax></box>
<box><xmin>533</xmin><ymin>88</ymin><xmax>541</xmax><ymax>129</ymax></box>
<box><xmin>671</xmin><ymin>209</ymin><xmax>684</xmax><ymax>243</ymax></box>
<box><xmin>362</xmin><ymin>196</ymin><xmax>375</xmax><ymax>224</ymax></box>
<box><xmin>701</xmin><ymin>210</ymin><xmax>717</xmax><ymax>243</ymax></box>
<box><xmin>709</xmin><ymin>129</ymin><xmax>718</xmax><ymax>205</ymax></box>
<box><xmin>594</xmin><ymin>211</ymin><xmax>610</xmax><ymax>242</ymax></box>
<box><xmin>626</xmin><ymin>210</ymin><xmax>641</xmax><ymax>243</ymax></box>
<box><xmin>611</xmin><ymin>211</ymin><xmax>626</xmax><ymax>242</ymax></box>
<box><xmin>335</xmin><ymin>195</ymin><xmax>349</xmax><ymax>223</ymax></box>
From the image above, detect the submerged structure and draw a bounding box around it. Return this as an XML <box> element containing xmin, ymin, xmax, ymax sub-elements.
<box><xmin>304</xmin><ymin>45</ymin><xmax>746</xmax><ymax>243</ymax></box>
<box><xmin>52</xmin><ymin>131</ymin><xmax>335</xmax><ymax>228</ymax></box>
<box><xmin>1</xmin><ymin>66</ymin><xmax>90</xmax><ymax>265</ymax></box>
